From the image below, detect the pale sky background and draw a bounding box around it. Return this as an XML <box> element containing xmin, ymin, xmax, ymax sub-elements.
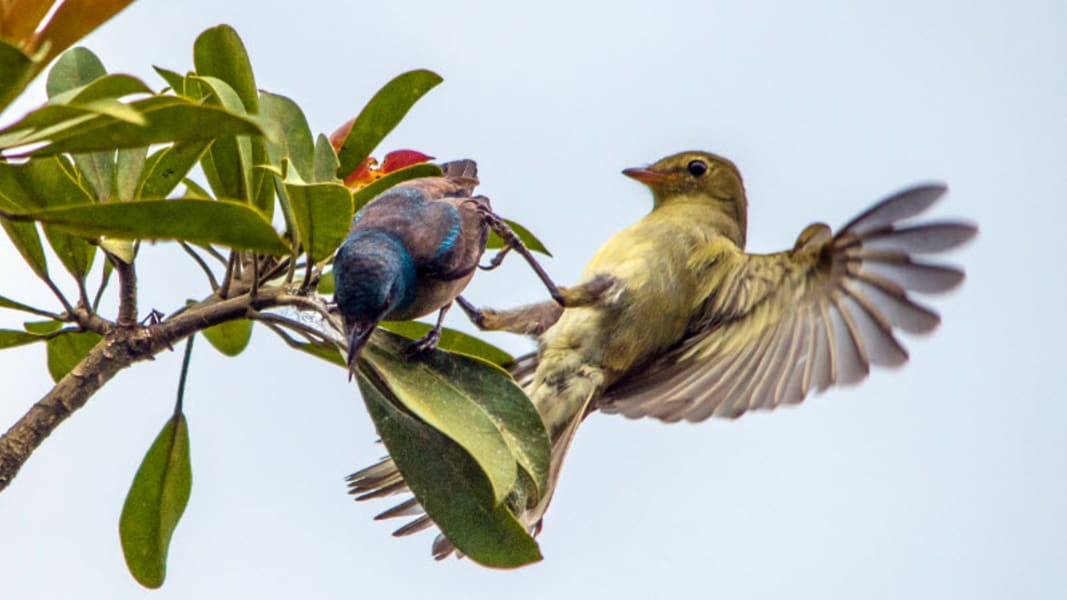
<box><xmin>1</xmin><ymin>1</ymin><xmax>1063</xmax><ymax>598</ymax></box>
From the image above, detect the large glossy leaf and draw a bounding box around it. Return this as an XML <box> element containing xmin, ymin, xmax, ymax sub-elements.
<box><xmin>378</xmin><ymin>321</ymin><xmax>513</xmax><ymax>366</ymax></box>
<box><xmin>190</xmin><ymin>76</ymin><xmax>253</xmax><ymax>203</ymax></box>
<box><xmin>0</xmin><ymin>329</ymin><xmax>45</xmax><ymax>350</ymax></box>
<box><xmin>357</xmin><ymin>364</ymin><xmax>541</xmax><ymax>568</ymax></box>
<box><xmin>193</xmin><ymin>25</ymin><xmax>259</xmax><ymax>114</ymax></box>
<box><xmin>0</xmin><ymin>39</ymin><xmax>37</xmax><ymax>112</ymax></box>
<box><xmin>312</xmin><ymin>134</ymin><xmax>339</xmax><ymax>184</ymax></box>
<box><xmin>23</xmin><ymin>320</ymin><xmax>62</xmax><ymax>334</ymax></box>
<box><xmin>202</xmin><ymin>319</ymin><xmax>253</xmax><ymax>357</ymax></box>
<box><xmin>285</xmin><ymin>177</ymin><xmax>352</xmax><ymax>263</ymax></box>
<box><xmin>0</xmin><ymin>294</ymin><xmax>48</xmax><ymax>316</ymax></box>
<box><xmin>334</xmin><ymin>70</ymin><xmax>442</xmax><ymax>178</ymax></box>
<box><xmin>12</xmin><ymin>96</ymin><xmax>263</xmax><ymax>156</ymax></box>
<box><xmin>486</xmin><ymin>218</ymin><xmax>552</xmax><ymax>257</ymax></box>
<box><xmin>351</xmin><ymin>163</ymin><xmax>443</xmax><ymax>213</ymax></box>
<box><xmin>10</xmin><ymin>199</ymin><xmax>290</xmax><ymax>255</ymax></box>
<box><xmin>136</xmin><ymin>141</ymin><xmax>212</xmax><ymax>200</ymax></box>
<box><xmin>0</xmin><ymin>171</ymin><xmax>49</xmax><ymax>279</ymax></box>
<box><xmin>259</xmin><ymin>91</ymin><xmax>314</xmax><ymax>181</ymax></box>
<box><xmin>46</xmin><ymin>330</ymin><xmax>102</xmax><ymax>381</ymax></box>
<box><xmin>46</xmin><ymin>47</ymin><xmax>106</xmax><ymax>98</ymax></box>
<box><xmin>114</xmin><ymin>146</ymin><xmax>148</xmax><ymax>201</ymax></box>
<box><xmin>10</xmin><ymin>156</ymin><xmax>97</xmax><ymax>281</ymax></box>
<box><xmin>363</xmin><ymin>330</ymin><xmax>550</xmax><ymax>501</ymax></box>
<box><xmin>119</xmin><ymin>412</ymin><xmax>192</xmax><ymax>589</ymax></box>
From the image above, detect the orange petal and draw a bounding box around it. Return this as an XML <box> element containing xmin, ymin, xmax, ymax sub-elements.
<box><xmin>380</xmin><ymin>149</ymin><xmax>434</xmax><ymax>174</ymax></box>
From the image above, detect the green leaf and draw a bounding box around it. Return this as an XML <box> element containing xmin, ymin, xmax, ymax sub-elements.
<box><xmin>363</xmin><ymin>330</ymin><xmax>550</xmax><ymax>502</ymax></box>
<box><xmin>0</xmin><ymin>329</ymin><xmax>46</xmax><ymax>350</ymax></box>
<box><xmin>11</xmin><ymin>199</ymin><xmax>290</xmax><ymax>255</ymax></box>
<box><xmin>99</xmin><ymin>237</ymin><xmax>136</xmax><ymax>263</ymax></box>
<box><xmin>193</xmin><ymin>25</ymin><xmax>259</xmax><ymax>114</ymax></box>
<box><xmin>23</xmin><ymin>320</ymin><xmax>62</xmax><ymax>334</ymax></box>
<box><xmin>357</xmin><ymin>363</ymin><xmax>541</xmax><ymax>568</ymax></box>
<box><xmin>259</xmin><ymin>91</ymin><xmax>314</xmax><ymax>181</ymax></box>
<box><xmin>114</xmin><ymin>146</ymin><xmax>148</xmax><ymax>201</ymax></box>
<box><xmin>63</xmin><ymin>74</ymin><xmax>153</xmax><ymax>105</ymax></box>
<box><xmin>486</xmin><ymin>218</ymin><xmax>552</xmax><ymax>257</ymax></box>
<box><xmin>152</xmin><ymin>66</ymin><xmax>187</xmax><ymax>96</ymax></box>
<box><xmin>351</xmin><ymin>163</ymin><xmax>443</xmax><ymax>213</ymax></box>
<box><xmin>8</xmin><ymin>156</ymin><xmax>97</xmax><ymax>280</ymax></box>
<box><xmin>119</xmin><ymin>413</ymin><xmax>192</xmax><ymax>589</ymax></box>
<box><xmin>285</xmin><ymin>179</ymin><xmax>353</xmax><ymax>263</ymax></box>
<box><xmin>0</xmin><ymin>220</ymin><xmax>48</xmax><ymax>279</ymax></box>
<box><xmin>11</xmin><ymin>96</ymin><xmax>264</xmax><ymax>156</ymax></box>
<box><xmin>334</xmin><ymin>70</ymin><xmax>442</xmax><ymax>178</ymax></box>
<box><xmin>378</xmin><ymin>321</ymin><xmax>514</xmax><ymax>366</ymax></box>
<box><xmin>312</xmin><ymin>134</ymin><xmax>340</xmax><ymax>184</ymax></box>
<box><xmin>191</xmin><ymin>76</ymin><xmax>253</xmax><ymax>203</ymax></box>
<box><xmin>0</xmin><ymin>39</ymin><xmax>37</xmax><ymax>112</ymax></box>
<box><xmin>136</xmin><ymin>141</ymin><xmax>212</xmax><ymax>200</ymax></box>
<box><xmin>46</xmin><ymin>47</ymin><xmax>106</xmax><ymax>99</ymax></box>
<box><xmin>73</xmin><ymin>150</ymin><xmax>115</xmax><ymax>202</ymax></box>
<box><xmin>293</xmin><ymin>339</ymin><xmax>346</xmax><ymax>367</ymax></box>
<box><xmin>202</xmin><ymin>319</ymin><xmax>253</xmax><ymax>357</ymax></box>
<box><xmin>0</xmin><ymin>295</ymin><xmax>48</xmax><ymax>316</ymax></box>
<box><xmin>317</xmin><ymin>269</ymin><xmax>334</xmax><ymax>295</ymax></box>
<box><xmin>46</xmin><ymin>330</ymin><xmax>102</xmax><ymax>381</ymax></box>
<box><xmin>0</xmin><ymin>161</ymin><xmax>51</xmax><ymax>278</ymax></box>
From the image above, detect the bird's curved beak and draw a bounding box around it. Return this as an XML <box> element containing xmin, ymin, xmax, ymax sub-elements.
<box><xmin>345</xmin><ymin>320</ymin><xmax>377</xmax><ymax>381</ymax></box>
<box><xmin>622</xmin><ymin>166</ymin><xmax>667</xmax><ymax>185</ymax></box>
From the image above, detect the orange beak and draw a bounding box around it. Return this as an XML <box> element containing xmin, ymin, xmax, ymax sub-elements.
<box><xmin>622</xmin><ymin>166</ymin><xmax>667</xmax><ymax>185</ymax></box>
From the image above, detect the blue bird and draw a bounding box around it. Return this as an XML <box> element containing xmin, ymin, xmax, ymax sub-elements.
<box><xmin>333</xmin><ymin>160</ymin><xmax>576</xmax><ymax>376</ymax></box>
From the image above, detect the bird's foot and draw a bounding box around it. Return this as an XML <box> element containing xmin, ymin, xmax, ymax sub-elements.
<box><xmin>554</xmin><ymin>273</ymin><xmax>616</xmax><ymax>308</ymax></box>
<box><xmin>404</xmin><ymin>329</ymin><xmax>441</xmax><ymax>358</ymax></box>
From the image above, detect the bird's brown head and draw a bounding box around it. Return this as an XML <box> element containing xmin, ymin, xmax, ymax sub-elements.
<box><xmin>623</xmin><ymin>150</ymin><xmax>748</xmax><ymax>245</ymax></box>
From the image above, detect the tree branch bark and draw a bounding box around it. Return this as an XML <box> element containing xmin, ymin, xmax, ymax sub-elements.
<box><xmin>0</xmin><ymin>284</ymin><xmax>327</xmax><ymax>493</ymax></box>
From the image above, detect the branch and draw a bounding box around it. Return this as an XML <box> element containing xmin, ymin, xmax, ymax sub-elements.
<box><xmin>114</xmin><ymin>257</ymin><xmax>138</xmax><ymax>327</ymax></box>
<box><xmin>0</xmin><ymin>284</ymin><xmax>328</xmax><ymax>493</ymax></box>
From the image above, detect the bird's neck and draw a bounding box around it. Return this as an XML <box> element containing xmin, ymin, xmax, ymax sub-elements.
<box><xmin>652</xmin><ymin>194</ymin><xmax>748</xmax><ymax>248</ymax></box>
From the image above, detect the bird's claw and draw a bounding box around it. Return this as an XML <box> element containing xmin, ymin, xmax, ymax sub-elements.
<box><xmin>404</xmin><ymin>330</ymin><xmax>441</xmax><ymax>358</ymax></box>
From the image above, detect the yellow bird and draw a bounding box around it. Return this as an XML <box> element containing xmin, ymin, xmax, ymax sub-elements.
<box><xmin>349</xmin><ymin>150</ymin><xmax>977</xmax><ymax>558</ymax></box>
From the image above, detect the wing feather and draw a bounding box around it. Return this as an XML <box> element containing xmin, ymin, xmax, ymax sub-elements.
<box><xmin>601</xmin><ymin>184</ymin><xmax>975</xmax><ymax>421</ymax></box>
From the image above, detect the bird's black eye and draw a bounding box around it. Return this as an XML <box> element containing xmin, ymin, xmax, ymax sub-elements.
<box><xmin>687</xmin><ymin>160</ymin><xmax>708</xmax><ymax>177</ymax></box>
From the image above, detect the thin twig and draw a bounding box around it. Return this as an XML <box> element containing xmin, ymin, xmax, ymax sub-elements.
<box><xmin>302</xmin><ymin>259</ymin><xmax>314</xmax><ymax>293</ymax></box>
<box><xmin>174</xmin><ymin>336</ymin><xmax>194</xmax><ymax>415</ymax></box>
<box><xmin>41</xmin><ymin>277</ymin><xmax>75</xmax><ymax>318</ymax></box>
<box><xmin>200</xmin><ymin>245</ymin><xmax>227</xmax><ymax>264</ymax></box>
<box><xmin>91</xmin><ymin>263</ymin><xmax>112</xmax><ymax>313</ymax></box>
<box><xmin>259</xmin><ymin>257</ymin><xmax>291</xmax><ymax>283</ymax></box>
<box><xmin>180</xmin><ymin>242</ymin><xmax>220</xmax><ymax>291</ymax></box>
<box><xmin>219</xmin><ymin>252</ymin><xmax>237</xmax><ymax>299</ymax></box>
<box><xmin>249</xmin><ymin>310</ymin><xmax>333</xmax><ymax>345</ymax></box>
<box><xmin>250</xmin><ymin>254</ymin><xmax>260</xmax><ymax>297</ymax></box>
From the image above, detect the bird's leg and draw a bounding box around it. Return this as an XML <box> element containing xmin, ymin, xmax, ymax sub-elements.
<box><xmin>476</xmin><ymin>207</ymin><xmax>570</xmax><ymax>306</ymax></box>
<box><xmin>458</xmin><ymin>295</ymin><xmax>564</xmax><ymax>336</ymax></box>
<box><xmin>479</xmin><ymin>245</ymin><xmax>512</xmax><ymax>271</ymax></box>
<box><xmin>404</xmin><ymin>302</ymin><xmax>451</xmax><ymax>358</ymax></box>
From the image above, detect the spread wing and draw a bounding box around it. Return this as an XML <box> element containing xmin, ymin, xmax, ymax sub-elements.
<box><xmin>600</xmin><ymin>184</ymin><xmax>977</xmax><ymax>422</ymax></box>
